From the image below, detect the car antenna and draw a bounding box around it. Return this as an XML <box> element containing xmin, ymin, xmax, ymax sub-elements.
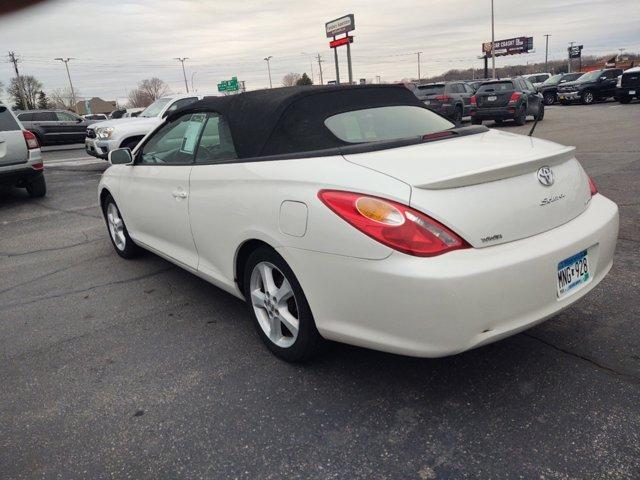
<box><xmin>528</xmin><ymin>106</ymin><xmax>543</xmax><ymax>137</ymax></box>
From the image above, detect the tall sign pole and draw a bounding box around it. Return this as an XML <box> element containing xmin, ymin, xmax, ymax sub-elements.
<box><xmin>544</xmin><ymin>34</ymin><xmax>550</xmax><ymax>72</ymax></box>
<box><xmin>490</xmin><ymin>0</ymin><xmax>496</xmax><ymax>79</ymax></box>
<box><xmin>326</xmin><ymin>14</ymin><xmax>355</xmax><ymax>85</ymax></box>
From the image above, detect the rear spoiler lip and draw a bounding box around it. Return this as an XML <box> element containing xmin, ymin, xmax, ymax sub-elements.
<box><xmin>414</xmin><ymin>145</ymin><xmax>576</xmax><ymax>190</ymax></box>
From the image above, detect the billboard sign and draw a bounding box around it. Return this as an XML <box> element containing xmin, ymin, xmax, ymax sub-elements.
<box><xmin>568</xmin><ymin>45</ymin><xmax>583</xmax><ymax>59</ymax></box>
<box><xmin>325</xmin><ymin>14</ymin><xmax>355</xmax><ymax>38</ymax></box>
<box><xmin>482</xmin><ymin>36</ymin><xmax>533</xmax><ymax>57</ymax></box>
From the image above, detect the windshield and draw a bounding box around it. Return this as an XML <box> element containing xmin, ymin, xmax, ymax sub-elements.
<box><xmin>417</xmin><ymin>84</ymin><xmax>445</xmax><ymax>95</ymax></box>
<box><xmin>139</xmin><ymin>97</ymin><xmax>172</xmax><ymax>117</ymax></box>
<box><xmin>542</xmin><ymin>74</ymin><xmax>562</xmax><ymax>86</ymax></box>
<box><xmin>324</xmin><ymin>105</ymin><xmax>453</xmax><ymax>144</ymax></box>
<box><xmin>576</xmin><ymin>71</ymin><xmax>602</xmax><ymax>82</ymax></box>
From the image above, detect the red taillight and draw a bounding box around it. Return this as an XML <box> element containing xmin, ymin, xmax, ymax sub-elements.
<box><xmin>318</xmin><ymin>190</ymin><xmax>470</xmax><ymax>257</ymax></box>
<box><xmin>31</xmin><ymin>162</ymin><xmax>44</xmax><ymax>171</ymax></box>
<box><xmin>509</xmin><ymin>92</ymin><xmax>522</xmax><ymax>103</ymax></box>
<box><xmin>470</xmin><ymin>95</ymin><xmax>477</xmax><ymax>106</ymax></box>
<box><xmin>23</xmin><ymin>130</ymin><xmax>39</xmax><ymax>150</ymax></box>
<box><xmin>588</xmin><ymin>176</ymin><xmax>598</xmax><ymax>196</ymax></box>
<box><xmin>435</xmin><ymin>95</ymin><xmax>452</xmax><ymax>102</ymax></box>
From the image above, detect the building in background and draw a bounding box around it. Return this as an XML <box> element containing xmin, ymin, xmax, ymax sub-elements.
<box><xmin>75</xmin><ymin>97</ymin><xmax>117</xmax><ymax>115</ymax></box>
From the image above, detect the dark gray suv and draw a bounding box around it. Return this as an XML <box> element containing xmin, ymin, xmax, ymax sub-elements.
<box><xmin>16</xmin><ymin>109</ymin><xmax>90</xmax><ymax>146</ymax></box>
<box><xmin>418</xmin><ymin>82</ymin><xmax>475</xmax><ymax>125</ymax></box>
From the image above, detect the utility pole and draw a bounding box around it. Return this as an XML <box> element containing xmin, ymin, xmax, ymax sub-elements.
<box><xmin>316</xmin><ymin>53</ymin><xmax>324</xmax><ymax>85</ymax></box>
<box><xmin>54</xmin><ymin>57</ymin><xmax>77</xmax><ymax>111</ymax></box>
<box><xmin>568</xmin><ymin>41</ymin><xmax>575</xmax><ymax>73</ymax></box>
<box><xmin>490</xmin><ymin>0</ymin><xmax>496</xmax><ymax>79</ymax></box>
<box><xmin>191</xmin><ymin>71</ymin><xmax>197</xmax><ymax>92</ymax></box>
<box><xmin>174</xmin><ymin>57</ymin><xmax>189</xmax><ymax>93</ymax></box>
<box><xmin>544</xmin><ymin>34</ymin><xmax>550</xmax><ymax>73</ymax></box>
<box><xmin>414</xmin><ymin>52</ymin><xmax>423</xmax><ymax>81</ymax></box>
<box><xmin>7</xmin><ymin>51</ymin><xmax>28</xmax><ymax>109</ymax></box>
<box><xmin>264</xmin><ymin>56</ymin><xmax>273</xmax><ymax>88</ymax></box>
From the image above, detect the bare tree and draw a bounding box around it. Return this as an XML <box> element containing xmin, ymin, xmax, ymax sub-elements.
<box><xmin>282</xmin><ymin>73</ymin><xmax>301</xmax><ymax>87</ymax></box>
<box><xmin>49</xmin><ymin>87</ymin><xmax>78</xmax><ymax>110</ymax></box>
<box><xmin>8</xmin><ymin>75</ymin><xmax>43</xmax><ymax>110</ymax></box>
<box><xmin>138</xmin><ymin>77</ymin><xmax>169</xmax><ymax>102</ymax></box>
<box><xmin>127</xmin><ymin>78</ymin><xmax>169</xmax><ymax>108</ymax></box>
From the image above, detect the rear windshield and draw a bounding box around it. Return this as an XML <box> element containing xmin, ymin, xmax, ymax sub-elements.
<box><xmin>324</xmin><ymin>105</ymin><xmax>453</xmax><ymax>144</ymax></box>
<box><xmin>417</xmin><ymin>84</ymin><xmax>445</xmax><ymax>95</ymax></box>
<box><xmin>542</xmin><ymin>74</ymin><xmax>562</xmax><ymax>86</ymax></box>
<box><xmin>0</xmin><ymin>106</ymin><xmax>20</xmax><ymax>132</ymax></box>
<box><xmin>477</xmin><ymin>81</ymin><xmax>514</xmax><ymax>93</ymax></box>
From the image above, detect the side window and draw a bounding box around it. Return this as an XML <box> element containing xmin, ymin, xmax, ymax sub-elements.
<box><xmin>33</xmin><ymin>112</ymin><xmax>56</xmax><ymax>121</ymax></box>
<box><xmin>449</xmin><ymin>84</ymin><xmax>460</xmax><ymax>94</ymax></box>
<box><xmin>524</xmin><ymin>79</ymin><xmax>535</xmax><ymax>91</ymax></box>
<box><xmin>18</xmin><ymin>112</ymin><xmax>33</xmax><ymax>121</ymax></box>
<box><xmin>604</xmin><ymin>70</ymin><xmax>620</xmax><ymax>79</ymax></box>
<box><xmin>195</xmin><ymin>114</ymin><xmax>238</xmax><ymax>164</ymax></box>
<box><xmin>56</xmin><ymin>111</ymin><xmax>78</xmax><ymax>122</ymax></box>
<box><xmin>463</xmin><ymin>84</ymin><xmax>473</xmax><ymax>94</ymax></box>
<box><xmin>140</xmin><ymin>113</ymin><xmax>207</xmax><ymax>165</ymax></box>
<box><xmin>166</xmin><ymin>97</ymin><xmax>197</xmax><ymax>114</ymax></box>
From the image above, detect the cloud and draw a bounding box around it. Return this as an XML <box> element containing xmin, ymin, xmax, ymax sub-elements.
<box><xmin>1</xmin><ymin>0</ymin><xmax>638</xmax><ymax>102</ymax></box>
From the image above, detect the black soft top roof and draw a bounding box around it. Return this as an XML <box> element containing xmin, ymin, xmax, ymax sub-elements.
<box><xmin>168</xmin><ymin>84</ymin><xmax>425</xmax><ymax>159</ymax></box>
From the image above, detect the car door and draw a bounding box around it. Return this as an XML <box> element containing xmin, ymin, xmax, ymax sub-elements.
<box><xmin>55</xmin><ymin>111</ymin><xmax>87</xmax><ymax>143</ymax></box>
<box><xmin>118</xmin><ymin>112</ymin><xmax>208</xmax><ymax>269</ymax></box>
<box><xmin>459</xmin><ymin>83</ymin><xmax>474</xmax><ymax>115</ymax></box>
<box><xmin>522</xmin><ymin>78</ymin><xmax>541</xmax><ymax>116</ymax></box>
<box><xmin>187</xmin><ymin>113</ymin><xmax>242</xmax><ymax>287</ymax></box>
<box><xmin>601</xmin><ymin>69</ymin><xmax>622</xmax><ymax>98</ymax></box>
<box><xmin>31</xmin><ymin>111</ymin><xmax>59</xmax><ymax>142</ymax></box>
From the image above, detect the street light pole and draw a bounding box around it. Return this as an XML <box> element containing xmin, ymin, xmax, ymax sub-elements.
<box><xmin>490</xmin><ymin>0</ymin><xmax>496</xmax><ymax>79</ymax></box>
<box><xmin>191</xmin><ymin>72</ymin><xmax>197</xmax><ymax>92</ymax></box>
<box><xmin>544</xmin><ymin>34</ymin><xmax>550</xmax><ymax>73</ymax></box>
<box><xmin>415</xmin><ymin>51</ymin><xmax>423</xmax><ymax>81</ymax></box>
<box><xmin>174</xmin><ymin>57</ymin><xmax>189</xmax><ymax>93</ymax></box>
<box><xmin>264</xmin><ymin>56</ymin><xmax>273</xmax><ymax>88</ymax></box>
<box><xmin>54</xmin><ymin>57</ymin><xmax>77</xmax><ymax>111</ymax></box>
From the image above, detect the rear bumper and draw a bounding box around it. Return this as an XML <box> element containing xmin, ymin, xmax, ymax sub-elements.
<box><xmin>470</xmin><ymin>106</ymin><xmax>516</xmax><ymax>120</ymax></box>
<box><xmin>0</xmin><ymin>166</ymin><xmax>41</xmax><ymax>186</ymax></box>
<box><xmin>616</xmin><ymin>87</ymin><xmax>639</xmax><ymax>97</ymax></box>
<box><xmin>425</xmin><ymin>104</ymin><xmax>456</xmax><ymax>119</ymax></box>
<box><xmin>279</xmin><ymin>194</ymin><xmax>618</xmax><ymax>358</ymax></box>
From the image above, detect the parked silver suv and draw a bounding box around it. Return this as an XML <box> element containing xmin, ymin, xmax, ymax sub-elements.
<box><xmin>0</xmin><ymin>102</ymin><xmax>46</xmax><ymax>197</ymax></box>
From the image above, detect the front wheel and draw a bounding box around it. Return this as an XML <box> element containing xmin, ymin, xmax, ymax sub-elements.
<box><xmin>618</xmin><ymin>95</ymin><xmax>632</xmax><ymax>104</ymax></box>
<box><xmin>244</xmin><ymin>247</ymin><xmax>324</xmax><ymax>362</ymax></box>
<box><xmin>26</xmin><ymin>172</ymin><xmax>46</xmax><ymax>198</ymax></box>
<box><xmin>581</xmin><ymin>90</ymin><xmax>595</xmax><ymax>105</ymax></box>
<box><xmin>102</xmin><ymin>194</ymin><xmax>141</xmax><ymax>259</ymax></box>
<box><xmin>543</xmin><ymin>92</ymin><xmax>556</xmax><ymax>105</ymax></box>
<box><xmin>471</xmin><ymin>117</ymin><xmax>482</xmax><ymax>125</ymax></box>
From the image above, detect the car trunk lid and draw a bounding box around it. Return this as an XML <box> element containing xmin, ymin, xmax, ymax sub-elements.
<box><xmin>343</xmin><ymin>129</ymin><xmax>591</xmax><ymax>248</ymax></box>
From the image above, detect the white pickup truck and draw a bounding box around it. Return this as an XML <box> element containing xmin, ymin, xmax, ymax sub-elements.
<box><xmin>85</xmin><ymin>93</ymin><xmax>211</xmax><ymax>159</ymax></box>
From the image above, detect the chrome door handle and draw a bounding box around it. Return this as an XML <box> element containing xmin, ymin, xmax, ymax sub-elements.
<box><xmin>172</xmin><ymin>190</ymin><xmax>188</xmax><ymax>199</ymax></box>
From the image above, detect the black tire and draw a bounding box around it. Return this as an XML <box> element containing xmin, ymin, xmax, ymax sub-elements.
<box><xmin>452</xmin><ymin>106</ymin><xmax>463</xmax><ymax>127</ymax></box>
<box><xmin>559</xmin><ymin>100</ymin><xmax>569</xmax><ymax>105</ymax></box>
<box><xmin>494</xmin><ymin>119</ymin><xmax>503</xmax><ymax>125</ymax></box>
<box><xmin>543</xmin><ymin>92</ymin><xmax>556</xmax><ymax>105</ymax></box>
<box><xmin>514</xmin><ymin>105</ymin><xmax>527</xmax><ymax>126</ymax></box>
<box><xmin>243</xmin><ymin>247</ymin><xmax>324</xmax><ymax>362</ymax></box>
<box><xmin>102</xmin><ymin>194</ymin><xmax>141</xmax><ymax>259</ymax></box>
<box><xmin>581</xmin><ymin>90</ymin><xmax>595</xmax><ymax>105</ymax></box>
<box><xmin>471</xmin><ymin>117</ymin><xmax>482</xmax><ymax>125</ymax></box>
<box><xmin>618</xmin><ymin>95</ymin><xmax>632</xmax><ymax>104</ymax></box>
<box><xmin>26</xmin><ymin>172</ymin><xmax>46</xmax><ymax>198</ymax></box>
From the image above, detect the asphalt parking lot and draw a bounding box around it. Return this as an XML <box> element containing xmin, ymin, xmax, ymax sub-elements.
<box><xmin>1</xmin><ymin>102</ymin><xmax>639</xmax><ymax>479</ymax></box>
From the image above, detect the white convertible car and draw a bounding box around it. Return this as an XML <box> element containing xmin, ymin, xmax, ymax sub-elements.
<box><xmin>98</xmin><ymin>85</ymin><xmax>618</xmax><ymax>361</ymax></box>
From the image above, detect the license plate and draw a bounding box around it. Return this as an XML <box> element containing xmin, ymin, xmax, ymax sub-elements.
<box><xmin>629</xmin><ymin>90</ymin><xmax>636</xmax><ymax>95</ymax></box>
<box><xmin>424</xmin><ymin>100</ymin><xmax>430</xmax><ymax>105</ymax></box>
<box><xmin>487</xmin><ymin>95</ymin><xmax>497</xmax><ymax>101</ymax></box>
<box><xmin>557</xmin><ymin>250</ymin><xmax>590</xmax><ymax>298</ymax></box>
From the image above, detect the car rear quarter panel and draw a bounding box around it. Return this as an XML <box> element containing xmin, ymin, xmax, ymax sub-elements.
<box><xmin>186</xmin><ymin>155</ymin><xmax>411</xmax><ymax>289</ymax></box>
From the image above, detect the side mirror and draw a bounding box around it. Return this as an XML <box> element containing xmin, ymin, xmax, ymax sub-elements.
<box><xmin>77</xmin><ymin>117</ymin><xmax>83</xmax><ymax>123</ymax></box>
<box><xmin>109</xmin><ymin>148</ymin><xmax>134</xmax><ymax>165</ymax></box>
<box><xmin>600</xmin><ymin>76</ymin><xmax>607</xmax><ymax>81</ymax></box>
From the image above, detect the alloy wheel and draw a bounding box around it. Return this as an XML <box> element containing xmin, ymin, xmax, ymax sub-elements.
<box><xmin>106</xmin><ymin>203</ymin><xmax>126</xmax><ymax>251</ymax></box>
<box><xmin>249</xmin><ymin>261</ymin><xmax>299</xmax><ymax>348</ymax></box>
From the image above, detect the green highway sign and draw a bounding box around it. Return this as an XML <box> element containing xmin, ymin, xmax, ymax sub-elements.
<box><xmin>218</xmin><ymin>76</ymin><xmax>240</xmax><ymax>92</ymax></box>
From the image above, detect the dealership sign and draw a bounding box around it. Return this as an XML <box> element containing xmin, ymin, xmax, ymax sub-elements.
<box><xmin>325</xmin><ymin>14</ymin><xmax>355</xmax><ymax>38</ymax></box>
<box><xmin>568</xmin><ymin>45</ymin><xmax>583</xmax><ymax>59</ymax></box>
<box><xmin>482</xmin><ymin>37</ymin><xmax>534</xmax><ymax>56</ymax></box>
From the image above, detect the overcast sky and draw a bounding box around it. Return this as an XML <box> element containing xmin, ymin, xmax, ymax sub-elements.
<box><xmin>1</xmin><ymin>0</ymin><xmax>639</xmax><ymax>104</ymax></box>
